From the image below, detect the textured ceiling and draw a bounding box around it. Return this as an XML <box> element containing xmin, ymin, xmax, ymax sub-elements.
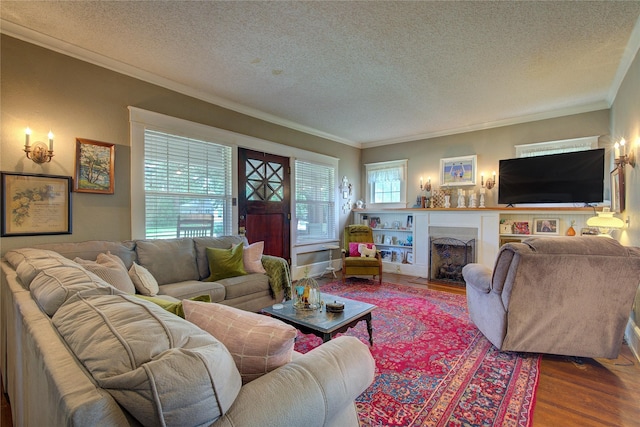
<box><xmin>2</xmin><ymin>1</ymin><xmax>640</xmax><ymax>147</ymax></box>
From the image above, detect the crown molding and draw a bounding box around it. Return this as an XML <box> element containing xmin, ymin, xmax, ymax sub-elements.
<box><xmin>361</xmin><ymin>101</ymin><xmax>610</xmax><ymax>148</ymax></box>
<box><xmin>1</xmin><ymin>20</ymin><xmax>360</xmax><ymax>148</ymax></box>
<box><xmin>607</xmin><ymin>15</ymin><xmax>640</xmax><ymax>105</ymax></box>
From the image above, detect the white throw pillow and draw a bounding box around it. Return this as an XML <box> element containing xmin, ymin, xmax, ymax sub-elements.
<box><xmin>128</xmin><ymin>262</ymin><xmax>159</xmax><ymax>296</ymax></box>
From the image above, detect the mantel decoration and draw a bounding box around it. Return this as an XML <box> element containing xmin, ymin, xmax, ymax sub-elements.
<box><xmin>1</xmin><ymin>172</ymin><xmax>72</xmax><ymax>237</ymax></box>
<box><xmin>440</xmin><ymin>155</ymin><xmax>477</xmax><ymax>187</ymax></box>
<box><xmin>74</xmin><ymin>138</ymin><xmax>115</xmax><ymax>194</ymax></box>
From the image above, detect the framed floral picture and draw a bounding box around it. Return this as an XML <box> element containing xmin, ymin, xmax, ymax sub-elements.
<box><xmin>1</xmin><ymin>172</ymin><xmax>72</xmax><ymax>237</ymax></box>
<box><xmin>440</xmin><ymin>155</ymin><xmax>477</xmax><ymax>187</ymax></box>
<box><xmin>74</xmin><ymin>138</ymin><xmax>115</xmax><ymax>194</ymax></box>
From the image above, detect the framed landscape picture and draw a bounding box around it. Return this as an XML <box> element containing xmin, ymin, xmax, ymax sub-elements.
<box><xmin>1</xmin><ymin>172</ymin><xmax>72</xmax><ymax>237</ymax></box>
<box><xmin>74</xmin><ymin>138</ymin><xmax>115</xmax><ymax>194</ymax></box>
<box><xmin>440</xmin><ymin>155</ymin><xmax>477</xmax><ymax>187</ymax></box>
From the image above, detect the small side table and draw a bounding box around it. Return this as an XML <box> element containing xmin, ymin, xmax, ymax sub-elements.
<box><xmin>322</xmin><ymin>245</ymin><xmax>341</xmax><ymax>279</ymax></box>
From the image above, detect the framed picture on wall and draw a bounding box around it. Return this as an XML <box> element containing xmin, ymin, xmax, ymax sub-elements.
<box><xmin>1</xmin><ymin>172</ymin><xmax>72</xmax><ymax>237</ymax></box>
<box><xmin>610</xmin><ymin>166</ymin><xmax>625</xmax><ymax>213</ymax></box>
<box><xmin>440</xmin><ymin>155</ymin><xmax>477</xmax><ymax>187</ymax></box>
<box><xmin>74</xmin><ymin>138</ymin><xmax>115</xmax><ymax>194</ymax></box>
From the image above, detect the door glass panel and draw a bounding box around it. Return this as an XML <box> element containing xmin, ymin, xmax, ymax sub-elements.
<box><xmin>246</xmin><ymin>159</ymin><xmax>284</xmax><ymax>201</ymax></box>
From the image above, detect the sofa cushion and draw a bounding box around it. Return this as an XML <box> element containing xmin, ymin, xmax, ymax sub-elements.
<box><xmin>29</xmin><ymin>265</ymin><xmax>116</xmax><ymax>316</ymax></box>
<box><xmin>159</xmin><ymin>280</ymin><xmax>226</xmax><ymax>302</ymax></box>
<box><xmin>216</xmin><ymin>273</ymin><xmax>270</xmax><ymax>300</ymax></box>
<box><xmin>348</xmin><ymin>242</ymin><xmax>374</xmax><ymax>257</ymax></box>
<box><xmin>205</xmin><ymin>245</ymin><xmax>247</xmax><ymax>282</ymax></box>
<box><xmin>52</xmin><ymin>294</ymin><xmax>241</xmax><ymax>427</ymax></box>
<box><xmin>74</xmin><ymin>252</ymin><xmax>136</xmax><ymax>294</ymax></box>
<box><xmin>128</xmin><ymin>262</ymin><xmax>159</xmax><ymax>296</ymax></box>
<box><xmin>35</xmin><ymin>240</ymin><xmax>137</xmax><ymax>269</ymax></box>
<box><xmin>6</xmin><ymin>248</ymin><xmax>80</xmax><ymax>288</ymax></box>
<box><xmin>135</xmin><ymin>238</ymin><xmax>199</xmax><ymax>285</ymax></box>
<box><xmin>194</xmin><ymin>235</ymin><xmax>248</xmax><ymax>279</ymax></box>
<box><xmin>135</xmin><ymin>294</ymin><xmax>211</xmax><ymax>318</ymax></box>
<box><xmin>183</xmin><ymin>300</ymin><xmax>297</xmax><ymax>384</ymax></box>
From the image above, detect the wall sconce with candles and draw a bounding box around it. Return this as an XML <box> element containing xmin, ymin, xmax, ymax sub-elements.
<box><xmin>480</xmin><ymin>171</ymin><xmax>496</xmax><ymax>190</ymax></box>
<box><xmin>478</xmin><ymin>171</ymin><xmax>496</xmax><ymax>208</ymax></box>
<box><xmin>614</xmin><ymin>138</ymin><xmax>636</xmax><ymax>168</ymax></box>
<box><xmin>419</xmin><ymin>176</ymin><xmax>431</xmax><ymax>192</ymax></box>
<box><xmin>24</xmin><ymin>127</ymin><xmax>55</xmax><ymax>164</ymax></box>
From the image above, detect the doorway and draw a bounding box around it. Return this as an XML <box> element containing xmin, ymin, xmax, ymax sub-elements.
<box><xmin>238</xmin><ymin>148</ymin><xmax>291</xmax><ymax>261</ymax></box>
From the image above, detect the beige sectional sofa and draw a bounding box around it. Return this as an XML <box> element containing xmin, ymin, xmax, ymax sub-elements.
<box><xmin>0</xmin><ymin>237</ymin><xmax>376</xmax><ymax>426</ymax></box>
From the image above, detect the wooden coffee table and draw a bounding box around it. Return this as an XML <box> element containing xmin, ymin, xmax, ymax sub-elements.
<box><xmin>262</xmin><ymin>293</ymin><xmax>376</xmax><ymax>345</ymax></box>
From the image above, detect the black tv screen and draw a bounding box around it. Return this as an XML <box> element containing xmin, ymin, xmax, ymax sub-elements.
<box><xmin>498</xmin><ymin>148</ymin><xmax>605</xmax><ymax>205</ymax></box>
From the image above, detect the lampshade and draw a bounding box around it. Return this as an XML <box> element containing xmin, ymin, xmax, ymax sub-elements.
<box><xmin>586</xmin><ymin>208</ymin><xmax>624</xmax><ymax>237</ymax></box>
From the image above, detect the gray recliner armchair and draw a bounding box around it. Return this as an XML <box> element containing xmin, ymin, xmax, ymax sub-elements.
<box><xmin>462</xmin><ymin>237</ymin><xmax>640</xmax><ymax>359</ymax></box>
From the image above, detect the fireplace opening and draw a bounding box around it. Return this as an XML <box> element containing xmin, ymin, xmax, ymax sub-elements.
<box><xmin>429</xmin><ymin>227</ymin><xmax>477</xmax><ymax>286</ymax></box>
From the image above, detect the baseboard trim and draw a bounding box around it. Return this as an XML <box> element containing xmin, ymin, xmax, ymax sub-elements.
<box><xmin>624</xmin><ymin>319</ymin><xmax>640</xmax><ymax>363</ymax></box>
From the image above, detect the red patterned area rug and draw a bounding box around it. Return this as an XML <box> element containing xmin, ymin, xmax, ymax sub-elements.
<box><xmin>293</xmin><ymin>280</ymin><xmax>540</xmax><ymax>427</ymax></box>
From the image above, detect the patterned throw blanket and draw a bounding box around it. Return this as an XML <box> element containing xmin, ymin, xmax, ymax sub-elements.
<box><xmin>261</xmin><ymin>255</ymin><xmax>292</xmax><ymax>299</ymax></box>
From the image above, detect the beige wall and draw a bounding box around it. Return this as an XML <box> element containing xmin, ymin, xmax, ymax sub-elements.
<box><xmin>362</xmin><ymin>110</ymin><xmax>611</xmax><ymax>207</ymax></box>
<box><xmin>0</xmin><ymin>35</ymin><xmax>360</xmax><ymax>254</ymax></box>
<box><xmin>611</xmin><ymin>47</ymin><xmax>640</xmax><ymax>349</ymax></box>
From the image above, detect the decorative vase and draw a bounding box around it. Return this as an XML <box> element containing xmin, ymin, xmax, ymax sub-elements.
<box><xmin>294</xmin><ymin>276</ymin><xmax>321</xmax><ymax>310</ymax></box>
<box><xmin>444</xmin><ymin>195</ymin><xmax>451</xmax><ymax>208</ymax></box>
<box><xmin>567</xmin><ymin>220</ymin><xmax>576</xmax><ymax>236</ymax></box>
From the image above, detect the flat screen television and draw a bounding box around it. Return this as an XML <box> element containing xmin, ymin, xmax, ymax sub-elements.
<box><xmin>498</xmin><ymin>148</ymin><xmax>605</xmax><ymax>205</ymax></box>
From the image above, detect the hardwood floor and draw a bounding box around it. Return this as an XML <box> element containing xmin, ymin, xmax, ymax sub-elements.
<box><xmin>319</xmin><ymin>272</ymin><xmax>640</xmax><ymax>427</ymax></box>
<box><xmin>2</xmin><ymin>273</ymin><xmax>638</xmax><ymax>426</ymax></box>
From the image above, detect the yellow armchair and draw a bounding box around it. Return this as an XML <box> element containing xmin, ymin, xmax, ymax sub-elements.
<box><xmin>341</xmin><ymin>225</ymin><xmax>382</xmax><ymax>284</ymax></box>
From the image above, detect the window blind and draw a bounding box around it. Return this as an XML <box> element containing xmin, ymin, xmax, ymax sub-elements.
<box><xmin>295</xmin><ymin>160</ymin><xmax>336</xmax><ymax>243</ymax></box>
<box><xmin>144</xmin><ymin>129</ymin><xmax>232</xmax><ymax>239</ymax></box>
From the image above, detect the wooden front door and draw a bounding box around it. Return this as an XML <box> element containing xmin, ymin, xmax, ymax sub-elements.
<box><xmin>238</xmin><ymin>148</ymin><xmax>290</xmax><ymax>261</ymax></box>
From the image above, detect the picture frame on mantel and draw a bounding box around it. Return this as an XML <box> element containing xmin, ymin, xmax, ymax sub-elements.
<box><xmin>440</xmin><ymin>155</ymin><xmax>477</xmax><ymax>187</ymax></box>
<box><xmin>610</xmin><ymin>166</ymin><xmax>625</xmax><ymax>213</ymax></box>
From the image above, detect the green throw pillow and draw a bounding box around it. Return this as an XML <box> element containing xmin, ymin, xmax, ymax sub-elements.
<box><xmin>205</xmin><ymin>245</ymin><xmax>247</xmax><ymax>282</ymax></box>
<box><xmin>135</xmin><ymin>294</ymin><xmax>211</xmax><ymax>318</ymax></box>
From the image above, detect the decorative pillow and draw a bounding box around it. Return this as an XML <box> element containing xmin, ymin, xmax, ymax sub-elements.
<box><xmin>29</xmin><ymin>265</ymin><xmax>114</xmax><ymax>316</ymax></box>
<box><xmin>135</xmin><ymin>294</ymin><xmax>211</xmax><ymax>318</ymax></box>
<box><xmin>53</xmin><ymin>294</ymin><xmax>241</xmax><ymax>426</ymax></box>
<box><xmin>183</xmin><ymin>300</ymin><xmax>297</xmax><ymax>384</ymax></box>
<box><xmin>75</xmin><ymin>252</ymin><xmax>136</xmax><ymax>294</ymax></box>
<box><xmin>128</xmin><ymin>262</ymin><xmax>159</xmax><ymax>296</ymax></box>
<box><xmin>349</xmin><ymin>242</ymin><xmax>375</xmax><ymax>257</ymax></box>
<box><xmin>205</xmin><ymin>244</ymin><xmax>247</xmax><ymax>282</ymax></box>
<box><xmin>233</xmin><ymin>241</ymin><xmax>267</xmax><ymax>274</ymax></box>
<box><xmin>359</xmin><ymin>243</ymin><xmax>377</xmax><ymax>258</ymax></box>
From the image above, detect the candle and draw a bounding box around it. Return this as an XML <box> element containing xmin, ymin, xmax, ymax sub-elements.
<box><xmin>427</xmin><ymin>177</ymin><xmax>431</xmax><ymax>185</ymax></box>
<box><xmin>420</xmin><ymin>176</ymin><xmax>423</xmax><ymax>188</ymax></box>
<box><xmin>48</xmin><ymin>131</ymin><xmax>54</xmax><ymax>151</ymax></box>
<box><xmin>25</xmin><ymin>127</ymin><xmax>31</xmax><ymax>148</ymax></box>
<box><xmin>481</xmin><ymin>172</ymin><xmax>485</xmax><ymax>187</ymax></box>
<box><xmin>492</xmin><ymin>171</ymin><xmax>496</xmax><ymax>182</ymax></box>
<box><xmin>614</xmin><ymin>142</ymin><xmax>620</xmax><ymax>159</ymax></box>
<box><xmin>620</xmin><ymin>138</ymin><xmax>626</xmax><ymax>157</ymax></box>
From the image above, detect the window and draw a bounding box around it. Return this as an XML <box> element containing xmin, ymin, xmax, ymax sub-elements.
<box><xmin>515</xmin><ymin>136</ymin><xmax>599</xmax><ymax>158</ymax></box>
<box><xmin>143</xmin><ymin>130</ymin><xmax>233</xmax><ymax>239</ymax></box>
<box><xmin>365</xmin><ymin>160</ymin><xmax>408</xmax><ymax>207</ymax></box>
<box><xmin>295</xmin><ymin>160</ymin><xmax>336</xmax><ymax>243</ymax></box>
